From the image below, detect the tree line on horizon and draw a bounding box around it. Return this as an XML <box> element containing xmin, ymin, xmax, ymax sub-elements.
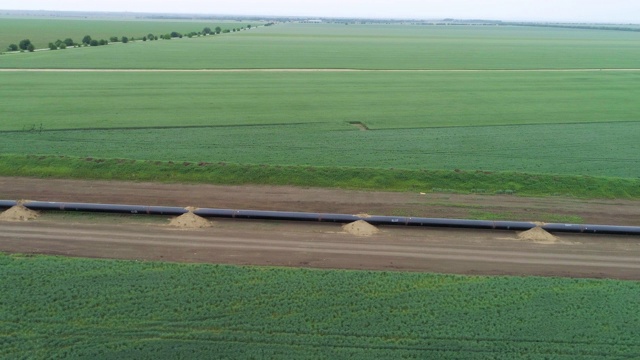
<box><xmin>5</xmin><ymin>24</ymin><xmax>254</xmax><ymax>52</ymax></box>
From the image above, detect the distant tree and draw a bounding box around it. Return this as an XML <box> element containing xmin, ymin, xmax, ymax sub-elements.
<box><xmin>99</xmin><ymin>39</ymin><xmax>108</xmax><ymax>45</ymax></box>
<box><xmin>82</xmin><ymin>35</ymin><xmax>92</xmax><ymax>45</ymax></box>
<box><xmin>170</xmin><ymin>31</ymin><xmax>181</xmax><ymax>38</ymax></box>
<box><xmin>203</xmin><ymin>27</ymin><xmax>212</xmax><ymax>34</ymax></box>
<box><xmin>26</xmin><ymin>43</ymin><xmax>35</xmax><ymax>52</ymax></box>
<box><xmin>54</xmin><ymin>39</ymin><xmax>63</xmax><ymax>47</ymax></box>
<box><xmin>110</xmin><ymin>36</ymin><xmax>119</xmax><ymax>42</ymax></box>
<box><xmin>215</xmin><ymin>26</ymin><xmax>222</xmax><ymax>34</ymax></box>
<box><xmin>48</xmin><ymin>42</ymin><xmax>57</xmax><ymax>50</ymax></box>
<box><xmin>63</xmin><ymin>38</ymin><xmax>74</xmax><ymax>46</ymax></box>
<box><xmin>222</xmin><ymin>29</ymin><xmax>230</xmax><ymax>33</ymax></box>
<box><xmin>18</xmin><ymin>39</ymin><xmax>31</xmax><ymax>50</ymax></box>
<box><xmin>59</xmin><ymin>43</ymin><xmax>67</xmax><ymax>49</ymax></box>
<box><xmin>154</xmin><ymin>35</ymin><xmax>159</xmax><ymax>40</ymax></box>
<box><xmin>147</xmin><ymin>33</ymin><xmax>155</xmax><ymax>40</ymax></box>
<box><xmin>142</xmin><ymin>36</ymin><xmax>147</xmax><ymax>41</ymax></box>
<box><xmin>7</xmin><ymin>44</ymin><xmax>18</xmax><ymax>51</ymax></box>
<box><xmin>163</xmin><ymin>34</ymin><xmax>171</xmax><ymax>40</ymax></box>
<box><xmin>121</xmin><ymin>36</ymin><xmax>129</xmax><ymax>43</ymax></box>
<box><xmin>90</xmin><ymin>39</ymin><xmax>99</xmax><ymax>46</ymax></box>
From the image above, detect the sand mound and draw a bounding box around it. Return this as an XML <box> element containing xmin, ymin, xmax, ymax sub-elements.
<box><xmin>169</xmin><ymin>211</ymin><xmax>212</xmax><ymax>229</ymax></box>
<box><xmin>343</xmin><ymin>220</ymin><xmax>379</xmax><ymax>236</ymax></box>
<box><xmin>356</xmin><ymin>213</ymin><xmax>371</xmax><ymax>218</ymax></box>
<box><xmin>0</xmin><ymin>205</ymin><xmax>39</xmax><ymax>222</ymax></box>
<box><xmin>518</xmin><ymin>226</ymin><xmax>557</xmax><ymax>243</ymax></box>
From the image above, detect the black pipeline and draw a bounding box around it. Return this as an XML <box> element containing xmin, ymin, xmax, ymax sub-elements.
<box><xmin>2</xmin><ymin>200</ymin><xmax>639</xmax><ymax>236</ymax></box>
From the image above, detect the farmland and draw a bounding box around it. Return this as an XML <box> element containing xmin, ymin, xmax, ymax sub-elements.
<box><xmin>3</xmin><ymin>23</ymin><xmax>640</xmax><ymax>69</ymax></box>
<box><xmin>1</xmin><ymin>22</ymin><xmax>640</xmax><ymax>197</ymax></box>
<box><xmin>1</xmin><ymin>252</ymin><xmax>639</xmax><ymax>358</ymax></box>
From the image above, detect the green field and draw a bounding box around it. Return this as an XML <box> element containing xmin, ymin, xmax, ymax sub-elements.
<box><xmin>0</xmin><ymin>18</ymin><xmax>256</xmax><ymax>51</ymax></box>
<box><xmin>1</xmin><ymin>253</ymin><xmax>639</xmax><ymax>358</ymax></box>
<box><xmin>3</xmin><ymin>23</ymin><xmax>640</xmax><ymax>69</ymax></box>
<box><xmin>1</xmin><ymin>22</ymin><xmax>639</xmax><ymax>198</ymax></box>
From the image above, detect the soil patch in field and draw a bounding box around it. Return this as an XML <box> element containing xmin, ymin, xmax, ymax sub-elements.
<box><xmin>169</xmin><ymin>211</ymin><xmax>212</xmax><ymax>229</ymax></box>
<box><xmin>0</xmin><ymin>205</ymin><xmax>39</xmax><ymax>222</ymax></box>
<box><xmin>343</xmin><ymin>220</ymin><xmax>379</xmax><ymax>236</ymax></box>
<box><xmin>348</xmin><ymin>121</ymin><xmax>369</xmax><ymax>131</ymax></box>
<box><xmin>518</xmin><ymin>226</ymin><xmax>558</xmax><ymax>243</ymax></box>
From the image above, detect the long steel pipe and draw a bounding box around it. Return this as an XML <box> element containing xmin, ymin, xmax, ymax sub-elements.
<box><xmin>1</xmin><ymin>200</ymin><xmax>639</xmax><ymax>236</ymax></box>
<box><xmin>22</xmin><ymin>201</ymin><xmax>187</xmax><ymax>216</ymax></box>
<box><xmin>0</xmin><ymin>200</ymin><xmax>17</xmax><ymax>209</ymax></box>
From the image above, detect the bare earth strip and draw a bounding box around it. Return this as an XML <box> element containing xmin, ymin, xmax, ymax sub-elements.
<box><xmin>2</xmin><ymin>68</ymin><xmax>640</xmax><ymax>73</ymax></box>
<box><xmin>1</xmin><ymin>220</ymin><xmax>639</xmax><ymax>279</ymax></box>
<box><xmin>2</xmin><ymin>177</ymin><xmax>639</xmax><ymax>226</ymax></box>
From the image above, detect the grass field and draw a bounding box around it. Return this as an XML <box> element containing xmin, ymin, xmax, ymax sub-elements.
<box><xmin>0</xmin><ymin>18</ymin><xmax>256</xmax><ymax>51</ymax></box>
<box><xmin>3</xmin><ymin>71</ymin><xmax>640</xmax><ymax>131</ymax></box>
<box><xmin>2</xmin><ymin>253</ymin><xmax>639</xmax><ymax>358</ymax></box>
<box><xmin>1</xmin><ymin>22</ymin><xmax>639</xmax><ymax>198</ymax></box>
<box><xmin>3</xmin><ymin>23</ymin><xmax>640</xmax><ymax>69</ymax></box>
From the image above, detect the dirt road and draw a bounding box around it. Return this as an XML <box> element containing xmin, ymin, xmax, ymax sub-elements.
<box><xmin>1</xmin><ymin>217</ymin><xmax>639</xmax><ymax>279</ymax></box>
<box><xmin>2</xmin><ymin>176</ymin><xmax>638</xmax><ymax>279</ymax></box>
<box><xmin>1</xmin><ymin>177</ymin><xmax>639</xmax><ymax>225</ymax></box>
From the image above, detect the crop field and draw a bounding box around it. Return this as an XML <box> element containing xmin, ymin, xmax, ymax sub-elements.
<box><xmin>1</xmin><ymin>21</ymin><xmax>639</xmax><ymax>197</ymax></box>
<box><xmin>1</xmin><ymin>253</ymin><xmax>639</xmax><ymax>358</ymax></box>
<box><xmin>0</xmin><ymin>18</ymin><xmax>256</xmax><ymax>51</ymax></box>
<box><xmin>3</xmin><ymin>23</ymin><xmax>640</xmax><ymax>69</ymax></box>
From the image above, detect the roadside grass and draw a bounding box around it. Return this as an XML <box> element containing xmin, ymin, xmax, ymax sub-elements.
<box><xmin>2</xmin><ymin>253</ymin><xmax>639</xmax><ymax>358</ymax></box>
<box><xmin>3</xmin><ymin>23</ymin><xmax>640</xmax><ymax>69</ymax></box>
<box><xmin>1</xmin><ymin>155</ymin><xmax>639</xmax><ymax>199</ymax></box>
<box><xmin>0</xmin><ymin>18</ymin><xmax>257</xmax><ymax>51</ymax></box>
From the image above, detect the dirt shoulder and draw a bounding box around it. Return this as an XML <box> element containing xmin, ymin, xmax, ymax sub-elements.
<box><xmin>1</xmin><ymin>218</ymin><xmax>639</xmax><ymax>280</ymax></box>
<box><xmin>1</xmin><ymin>177</ymin><xmax>639</xmax><ymax>225</ymax></box>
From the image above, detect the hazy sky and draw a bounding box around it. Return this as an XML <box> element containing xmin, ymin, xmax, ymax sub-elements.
<box><xmin>1</xmin><ymin>0</ymin><xmax>639</xmax><ymax>23</ymax></box>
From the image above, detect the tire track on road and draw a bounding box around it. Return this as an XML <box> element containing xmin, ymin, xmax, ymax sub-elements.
<box><xmin>1</xmin><ymin>224</ymin><xmax>639</xmax><ymax>271</ymax></box>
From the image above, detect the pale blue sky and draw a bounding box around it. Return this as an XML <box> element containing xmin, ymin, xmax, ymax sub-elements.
<box><xmin>1</xmin><ymin>0</ymin><xmax>638</xmax><ymax>23</ymax></box>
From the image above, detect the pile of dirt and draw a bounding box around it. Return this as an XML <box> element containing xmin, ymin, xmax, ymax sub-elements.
<box><xmin>0</xmin><ymin>205</ymin><xmax>39</xmax><ymax>222</ymax></box>
<box><xmin>342</xmin><ymin>220</ymin><xmax>379</xmax><ymax>236</ymax></box>
<box><xmin>169</xmin><ymin>211</ymin><xmax>212</xmax><ymax>229</ymax></box>
<box><xmin>356</xmin><ymin>213</ymin><xmax>372</xmax><ymax>218</ymax></box>
<box><xmin>518</xmin><ymin>226</ymin><xmax>558</xmax><ymax>243</ymax></box>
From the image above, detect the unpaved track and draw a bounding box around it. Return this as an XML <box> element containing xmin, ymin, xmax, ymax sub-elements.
<box><xmin>2</xmin><ymin>68</ymin><xmax>640</xmax><ymax>73</ymax></box>
<box><xmin>1</xmin><ymin>219</ymin><xmax>639</xmax><ymax>279</ymax></box>
<box><xmin>2</xmin><ymin>177</ymin><xmax>639</xmax><ymax>225</ymax></box>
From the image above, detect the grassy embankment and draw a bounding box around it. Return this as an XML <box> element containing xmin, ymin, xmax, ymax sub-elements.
<box><xmin>2</xmin><ymin>23</ymin><xmax>639</xmax><ymax>198</ymax></box>
<box><xmin>1</xmin><ymin>253</ymin><xmax>639</xmax><ymax>358</ymax></box>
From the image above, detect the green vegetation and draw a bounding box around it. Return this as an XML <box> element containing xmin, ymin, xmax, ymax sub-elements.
<box><xmin>2</xmin><ymin>23</ymin><xmax>640</xmax><ymax>69</ymax></box>
<box><xmin>1</xmin><ymin>253</ymin><xmax>639</xmax><ymax>358</ymax></box>
<box><xmin>0</xmin><ymin>18</ymin><xmax>255</xmax><ymax>52</ymax></box>
<box><xmin>2</xmin><ymin>23</ymin><xmax>639</xmax><ymax>198</ymax></box>
<box><xmin>2</xmin><ymin>71</ymin><xmax>639</xmax><ymax>131</ymax></box>
<box><xmin>1</xmin><ymin>155</ymin><xmax>639</xmax><ymax>198</ymax></box>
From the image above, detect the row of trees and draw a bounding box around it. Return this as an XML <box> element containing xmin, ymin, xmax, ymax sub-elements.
<box><xmin>6</xmin><ymin>24</ymin><xmax>256</xmax><ymax>52</ymax></box>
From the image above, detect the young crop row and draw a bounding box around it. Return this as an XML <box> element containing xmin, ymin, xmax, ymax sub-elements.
<box><xmin>2</xmin><ymin>119</ymin><xmax>639</xmax><ymax>179</ymax></box>
<box><xmin>1</xmin><ymin>253</ymin><xmax>638</xmax><ymax>358</ymax></box>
